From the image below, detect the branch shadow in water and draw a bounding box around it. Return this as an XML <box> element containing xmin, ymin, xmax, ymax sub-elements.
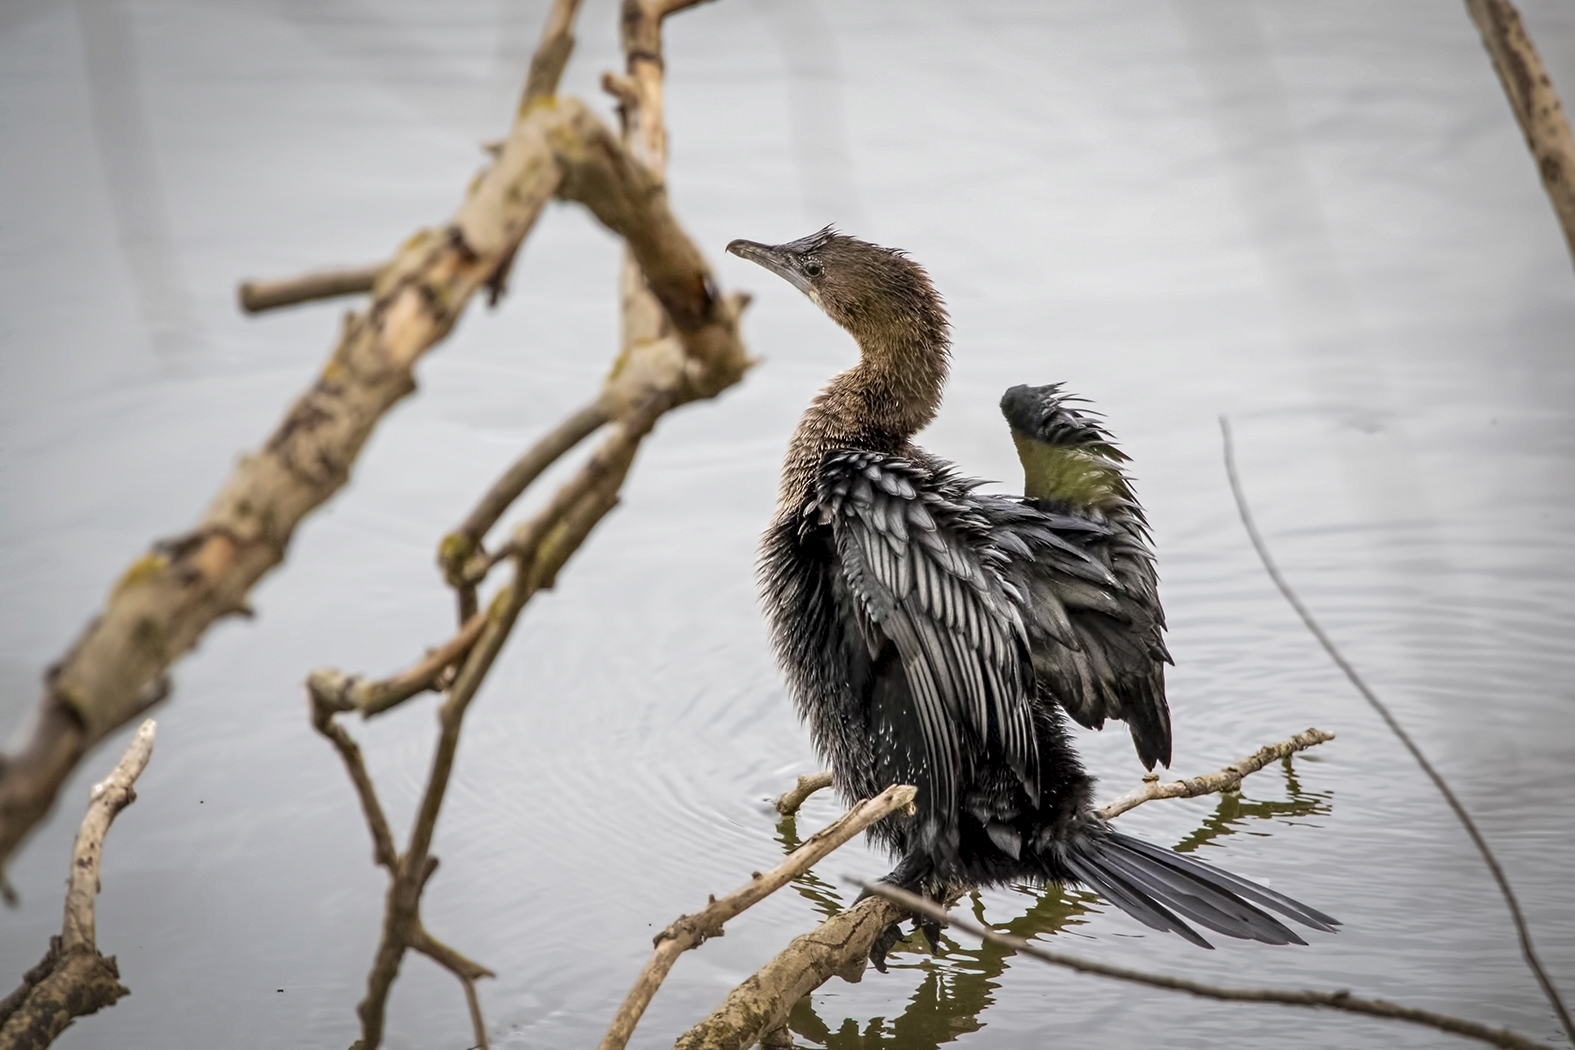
<box><xmin>775</xmin><ymin>756</ymin><xmax>1332</xmax><ymax>1049</ymax></box>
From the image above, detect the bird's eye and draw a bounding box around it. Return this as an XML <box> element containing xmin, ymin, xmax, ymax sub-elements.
<box><xmin>804</xmin><ymin>260</ymin><xmax>822</xmax><ymax>277</ymax></box>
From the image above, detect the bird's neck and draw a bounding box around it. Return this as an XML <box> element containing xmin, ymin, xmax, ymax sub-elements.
<box><xmin>778</xmin><ymin>328</ymin><xmax>949</xmax><ymax>514</ymax></box>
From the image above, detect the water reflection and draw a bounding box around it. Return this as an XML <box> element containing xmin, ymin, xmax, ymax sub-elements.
<box><xmin>776</xmin><ymin>757</ymin><xmax>1331</xmax><ymax>1050</ymax></box>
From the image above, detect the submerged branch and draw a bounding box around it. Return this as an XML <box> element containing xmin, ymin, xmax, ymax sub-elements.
<box><xmin>860</xmin><ymin>882</ymin><xmax>1551</xmax><ymax>1050</ymax></box>
<box><xmin>1221</xmin><ymin>416</ymin><xmax>1574</xmax><ymax>1045</ymax></box>
<box><xmin>1096</xmin><ymin>728</ymin><xmax>1334</xmax><ymax>820</ymax></box>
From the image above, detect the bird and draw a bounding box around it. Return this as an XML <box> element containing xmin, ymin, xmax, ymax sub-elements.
<box><xmin>727</xmin><ymin>227</ymin><xmax>1337</xmax><ymax>967</ymax></box>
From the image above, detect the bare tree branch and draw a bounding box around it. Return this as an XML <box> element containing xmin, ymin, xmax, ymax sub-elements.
<box><xmin>304</xmin><ymin>0</ymin><xmax>758</xmax><ymax>1040</ymax></box>
<box><xmin>860</xmin><ymin>881</ymin><xmax>1551</xmax><ymax>1050</ymax></box>
<box><xmin>1464</xmin><ymin>0</ymin><xmax>1575</xmax><ymax>268</ymax></box>
<box><xmin>0</xmin><ymin>0</ymin><xmax>750</xmax><ymax>878</ymax></box>
<box><xmin>1096</xmin><ymin>728</ymin><xmax>1334</xmax><ymax>820</ymax></box>
<box><xmin>0</xmin><ymin>17</ymin><xmax>577</xmax><ymax>877</ymax></box>
<box><xmin>237</xmin><ymin>265</ymin><xmax>381</xmax><ymax>314</ymax></box>
<box><xmin>0</xmin><ymin>720</ymin><xmax>155</xmax><ymax>1050</ymax></box>
<box><xmin>776</xmin><ymin>730</ymin><xmax>1334</xmax><ymax>821</ymax></box>
<box><xmin>1222</xmin><ymin>417</ymin><xmax>1573</xmax><ymax>1045</ymax></box>
<box><xmin>307</xmin><ymin>610</ymin><xmax>489</xmax><ymax>720</ymax></box>
<box><xmin>597</xmin><ymin>785</ymin><xmax>917</xmax><ymax>1050</ymax></box>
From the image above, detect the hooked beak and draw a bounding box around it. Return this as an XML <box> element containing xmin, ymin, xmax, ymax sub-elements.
<box><xmin>726</xmin><ymin>238</ymin><xmax>813</xmax><ymax>296</ymax></box>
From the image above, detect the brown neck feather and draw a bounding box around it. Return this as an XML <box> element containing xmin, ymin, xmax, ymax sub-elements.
<box><xmin>777</xmin><ymin>317</ymin><xmax>950</xmax><ymax>514</ymax></box>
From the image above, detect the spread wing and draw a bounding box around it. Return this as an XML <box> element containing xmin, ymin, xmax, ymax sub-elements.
<box><xmin>813</xmin><ymin>451</ymin><xmax>1039</xmax><ymax>821</ymax></box>
<box><xmin>996</xmin><ymin>382</ymin><xmax>1173</xmax><ymax>769</ymax></box>
<box><xmin>980</xmin><ymin>495</ymin><xmax>1173</xmax><ymax>769</ymax></box>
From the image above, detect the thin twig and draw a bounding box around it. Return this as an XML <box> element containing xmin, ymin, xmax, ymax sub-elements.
<box><xmin>859</xmin><ymin>881</ymin><xmax>1551</xmax><ymax>1050</ymax></box>
<box><xmin>440</xmin><ymin>402</ymin><xmax>609</xmax><ymax>581</ymax></box>
<box><xmin>308</xmin><ymin>686</ymin><xmax>399</xmax><ymax>872</ymax></box>
<box><xmin>596</xmin><ymin>784</ymin><xmax>917</xmax><ymax>1050</ymax></box>
<box><xmin>774</xmin><ymin>771</ymin><xmax>834</xmax><ymax>815</ymax></box>
<box><xmin>1221</xmin><ymin>416</ymin><xmax>1574</xmax><ymax>1046</ymax></box>
<box><xmin>306</xmin><ymin>609</ymin><xmax>490</xmax><ymax>720</ymax></box>
<box><xmin>64</xmin><ymin>720</ymin><xmax>156</xmax><ymax>951</ymax></box>
<box><xmin>463</xmin><ymin>396</ymin><xmax>666</xmax><ymax>585</ymax></box>
<box><xmin>412</xmin><ymin>926</ymin><xmax>497</xmax><ymax>1050</ymax></box>
<box><xmin>439</xmin><ymin>398</ymin><xmax>608</xmax><ymax>625</ymax></box>
<box><xmin>1096</xmin><ymin>728</ymin><xmax>1334</xmax><ymax>820</ymax></box>
<box><xmin>237</xmin><ymin>264</ymin><xmax>381</xmax><ymax>314</ymax></box>
<box><xmin>342</xmin><ymin>389</ymin><xmax>652</xmax><ymax>1050</ymax></box>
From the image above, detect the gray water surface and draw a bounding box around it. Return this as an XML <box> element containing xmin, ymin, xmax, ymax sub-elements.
<box><xmin>2</xmin><ymin>2</ymin><xmax>1573</xmax><ymax>1048</ymax></box>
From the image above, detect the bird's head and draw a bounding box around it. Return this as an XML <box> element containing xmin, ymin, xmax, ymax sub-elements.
<box><xmin>726</xmin><ymin>227</ymin><xmax>948</xmax><ymax>356</ymax></box>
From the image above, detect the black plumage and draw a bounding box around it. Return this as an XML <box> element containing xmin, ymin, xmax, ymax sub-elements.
<box><xmin>728</xmin><ymin>228</ymin><xmax>1336</xmax><ymax>960</ymax></box>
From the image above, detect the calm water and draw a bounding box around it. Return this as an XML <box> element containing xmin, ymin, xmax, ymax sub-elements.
<box><xmin>2</xmin><ymin>2</ymin><xmax>1573</xmax><ymax>1048</ymax></box>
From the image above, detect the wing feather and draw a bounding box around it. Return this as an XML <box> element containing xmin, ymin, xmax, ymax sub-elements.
<box><xmin>816</xmin><ymin>452</ymin><xmax>1039</xmax><ymax>818</ymax></box>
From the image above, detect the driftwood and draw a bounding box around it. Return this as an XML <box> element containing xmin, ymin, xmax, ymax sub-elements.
<box><xmin>1464</xmin><ymin>0</ymin><xmax>1575</xmax><ymax>267</ymax></box>
<box><xmin>0</xmin><ymin>721</ymin><xmax>155</xmax><ymax>1050</ymax></box>
<box><xmin>860</xmin><ymin>881</ymin><xmax>1551</xmax><ymax>1050</ymax></box>
<box><xmin>678</xmin><ymin>729</ymin><xmax>1336</xmax><ymax>1050</ymax></box>
<box><xmin>597</xmin><ymin>784</ymin><xmax>916</xmax><ymax>1050</ymax></box>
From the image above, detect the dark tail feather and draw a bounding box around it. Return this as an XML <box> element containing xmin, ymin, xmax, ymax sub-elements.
<box><xmin>1063</xmin><ymin>830</ymin><xmax>1340</xmax><ymax>948</ymax></box>
<box><xmin>1110</xmin><ymin>833</ymin><xmax>1341</xmax><ymax>932</ymax></box>
<box><xmin>1061</xmin><ymin>850</ymin><xmax>1217</xmax><ymax>948</ymax></box>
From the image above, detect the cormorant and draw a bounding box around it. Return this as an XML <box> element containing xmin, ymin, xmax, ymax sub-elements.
<box><xmin>728</xmin><ymin>227</ymin><xmax>1337</xmax><ymax>964</ymax></box>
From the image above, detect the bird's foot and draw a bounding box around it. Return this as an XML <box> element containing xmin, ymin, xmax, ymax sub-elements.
<box><xmin>868</xmin><ymin>919</ymin><xmax>904</xmax><ymax>974</ymax></box>
<box><xmin>916</xmin><ymin>916</ymin><xmax>943</xmax><ymax>953</ymax></box>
